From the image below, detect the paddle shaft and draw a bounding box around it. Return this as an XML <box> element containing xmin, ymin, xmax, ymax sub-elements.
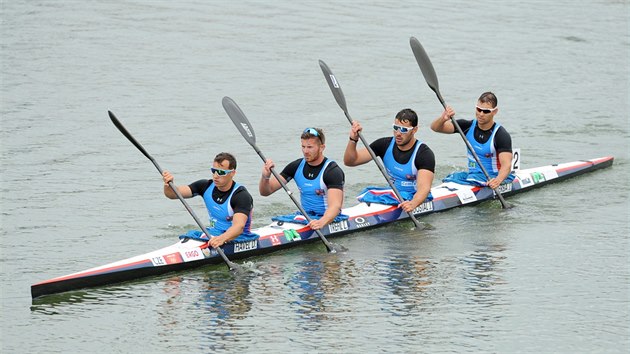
<box><xmin>409</xmin><ymin>37</ymin><xmax>510</xmax><ymax>209</ymax></box>
<box><xmin>222</xmin><ymin>97</ymin><xmax>338</xmax><ymax>253</ymax></box>
<box><xmin>108</xmin><ymin>111</ymin><xmax>241</xmax><ymax>271</ymax></box>
<box><xmin>319</xmin><ymin>60</ymin><xmax>425</xmax><ymax>229</ymax></box>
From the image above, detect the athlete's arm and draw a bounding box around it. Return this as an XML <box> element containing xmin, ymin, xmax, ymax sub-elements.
<box><xmin>308</xmin><ymin>188</ymin><xmax>343</xmax><ymax>231</ymax></box>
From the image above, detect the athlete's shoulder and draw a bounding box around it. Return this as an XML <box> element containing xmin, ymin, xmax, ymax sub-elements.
<box><xmin>189</xmin><ymin>179</ymin><xmax>213</xmax><ymax>196</ymax></box>
<box><xmin>234</xmin><ymin>183</ymin><xmax>252</xmax><ymax>195</ymax></box>
<box><xmin>495</xmin><ymin>124</ymin><xmax>510</xmax><ymax>135</ymax></box>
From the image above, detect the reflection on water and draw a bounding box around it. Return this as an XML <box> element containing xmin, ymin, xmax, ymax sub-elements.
<box><xmin>30</xmin><ymin>282</ymin><xmax>158</xmax><ymax>314</ymax></box>
<box><xmin>379</xmin><ymin>255</ymin><xmax>434</xmax><ymax>316</ymax></box>
<box><xmin>199</xmin><ymin>271</ymin><xmax>254</xmax><ymax>324</ymax></box>
<box><xmin>151</xmin><ymin>270</ymin><xmax>258</xmax><ymax>352</ymax></box>
<box><xmin>198</xmin><ymin>271</ymin><xmax>255</xmax><ymax>351</ymax></box>
<box><xmin>287</xmin><ymin>255</ymin><xmax>357</xmax><ymax>328</ymax></box>
<box><xmin>158</xmin><ymin>277</ymin><xmax>183</xmax><ymax>330</ymax></box>
<box><xmin>454</xmin><ymin>243</ymin><xmax>508</xmax><ymax>341</ymax></box>
<box><xmin>459</xmin><ymin>244</ymin><xmax>507</xmax><ymax>307</ymax></box>
<box><xmin>30</xmin><ymin>291</ymin><xmax>99</xmax><ymax>314</ymax></box>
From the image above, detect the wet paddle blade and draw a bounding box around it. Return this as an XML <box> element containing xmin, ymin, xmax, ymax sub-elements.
<box><xmin>222</xmin><ymin>96</ymin><xmax>257</xmax><ymax>147</ymax></box>
<box><xmin>108</xmin><ymin>110</ymin><xmax>156</xmax><ymax>164</ymax></box>
<box><xmin>410</xmin><ymin>37</ymin><xmax>441</xmax><ymax>97</ymax></box>
<box><xmin>319</xmin><ymin>60</ymin><xmax>349</xmax><ymax>113</ymax></box>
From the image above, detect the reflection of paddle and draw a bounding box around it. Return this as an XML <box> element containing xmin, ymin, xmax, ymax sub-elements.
<box><xmin>108</xmin><ymin>111</ymin><xmax>242</xmax><ymax>271</ymax></box>
<box><xmin>222</xmin><ymin>97</ymin><xmax>344</xmax><ymax>254</ymax></box>
<box><xmin>409</xmin><ymin>37</ymin><xmax>511</xmax><ymax>209</ymax></box>
<box><xmin>319</xmin><ymin>60</ymin><xmax>425</xmax><ymax>229</ymax></box>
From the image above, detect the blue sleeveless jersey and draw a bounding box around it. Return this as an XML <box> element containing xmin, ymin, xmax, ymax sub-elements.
<box><xmin>293</xmin><ymin>158</ymin><xmax>333</xmax><ymax>216</ymax></box>
<box><xmin>202</xmin><ymin>182</ymin><xmax>254</xmax><ymax>236</ymax></box>
<box><xmin>465</xmin><ymin>120</ymin><xmax>503</xmax><ymax>177</ymax></box>
<box><xmin>382</xmin><ymin>138</ymin><xmax>423</xmax><ymax>193</ymax></box>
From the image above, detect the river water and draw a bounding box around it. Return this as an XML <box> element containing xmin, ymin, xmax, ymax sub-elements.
<box><xmin>1</xmin><ymin>1</ymin><xmax>628</xmax><ymax>353</ymax></box>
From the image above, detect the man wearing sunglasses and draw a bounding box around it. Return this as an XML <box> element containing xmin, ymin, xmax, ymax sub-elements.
<box><xmin>162</xmin><ymin>152</ymin><xmax>257</xmax><ymax>248</ymax></box>
<box><xmin>259</xmin><ymin>128</ymin><xmax>346</xmax><ymax>230</ymax></box>
<box><xmin>343</xmin><ymin>108</ymin><xmax>435</xmax><ymax>213</ymax></box>
<box><xmin>430</xmin><ymin>91</ymin><xmax>514</xmax><ymax>189</ymax></box>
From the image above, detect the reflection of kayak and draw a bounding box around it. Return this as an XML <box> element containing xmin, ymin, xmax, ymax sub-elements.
<box><xmin>31</xmin><ymin>156</ymin><xmax>613</xmax><ymax>299</ymax></box>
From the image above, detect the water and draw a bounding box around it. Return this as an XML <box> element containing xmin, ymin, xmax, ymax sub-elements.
<box><xmin>2</xmin><ymin>0</ymin><xmax>629</xmax><ymax>353</ymax></box>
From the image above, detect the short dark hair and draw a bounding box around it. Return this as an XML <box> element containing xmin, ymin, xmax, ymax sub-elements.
<box><xmin>395</xmin><ymin>108</ymin><xmax>418</xmax><ymax>127</ymax></box>
<box><xmin>301</xmin><ymin>127</ymin><xmax>325</xmax><ymax>144</ymax></box>
<box><xmin>478</xmin><ymin>92</ymin><xmax>498</xmax><ymax>108</ymax></box>
<box><xmin>214</xmin><ymin>152</ymin><xmax>237</xmax><ymax>169</ymax></box>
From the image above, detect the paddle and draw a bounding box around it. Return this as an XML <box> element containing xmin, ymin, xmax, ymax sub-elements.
<box><xmin>222</xmin><ymin>96</ymin><xmax>343</xmax><ymax>254</ymax></box>
<box><xmin>409</xmin><ymin>37</ymin><xmax>511</xmax><ymax>209</ymax></box>
<box><xmin>108</xmin><ymin>110</ymin><xmax>242</xmax><ymax>271</ymax></box>
<box><xmin>318</xmin><ymin>60</ymin><xmax>425</xmax><ymax>229</ymax></box>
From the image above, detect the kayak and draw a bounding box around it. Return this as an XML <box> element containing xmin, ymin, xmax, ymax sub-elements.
<box><xmin>31</xmin><ymin>156</ymin><xmax>613</xmax><ymax>299</ymax></box>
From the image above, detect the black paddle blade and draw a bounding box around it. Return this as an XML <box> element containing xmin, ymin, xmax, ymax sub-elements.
<box><xmin>319</xmin><ymin>59</ymin><xmax>349</xmax><ymax>113</ymax></box>
<box><xmin>222</xmin><ymin>96</ymin><xmax>257</xmax><ymax>147</ymax></box>
<box><xmin>108</xmin><ymin>110</ymin><xmax>154</xmax><ymax>162</ymax></box>
<box><xmin>409</xmin><ymin>37</ymin><xmax>441</xmax><ymax>94</ymax></box>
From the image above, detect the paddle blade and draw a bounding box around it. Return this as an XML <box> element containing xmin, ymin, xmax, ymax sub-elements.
<box><xmin>222</xmin><ymin>96</ymin><xmax>256</xmax><ymax>147</ymax></box>
<box><xmin>319</xmin><ymin>59</ymin><xmax>349</xmax><ymax>113</ymax></box>
<box><xmin>108</xmin><ymin>110</ymin><xmax>154</xmax><ymax>162</ymax></box>
<box><xmin>409</xmin><ymin>37</ymin><xmax>441</xmax><ymax>94</ymax></box>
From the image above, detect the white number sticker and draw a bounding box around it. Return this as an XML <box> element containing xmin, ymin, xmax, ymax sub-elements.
<box><xmin>512</xmin><ymin>148</ymin><xmax>521</xmax><ymax>171</ymax></box>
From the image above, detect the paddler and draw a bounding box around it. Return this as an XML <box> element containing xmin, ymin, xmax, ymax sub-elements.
<box><xmin>343</xmin><ymin>108</ymin><xmax>435</xmax><ymax>213</ymax></box>
<box><xmin>430</xmin><ymin>91</ymin><xmax>515</xmax><ymax>189</ymax></box>
<box><xmin>162</xmin><ymin>152</ymin><xmax>258</xmax><ymax>248</ymax></box>
<box><xmin>259</xmin><ymin>127</ymin><xmax>347</xmax><ymax>230</ymax></box>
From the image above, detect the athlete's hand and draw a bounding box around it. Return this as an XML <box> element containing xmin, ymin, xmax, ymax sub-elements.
<box><xmin>350</xmin><ymin>121</ymin><xmax>362</xmax><ymax>141</ymax></box>
<box><xmin>486</xmin><ymin>177</ymin><xmax>503</xmax><ymax>190</ymax></box>
<box><xmin>208</xmin><ymin>236</ymin><xmax>226</xmax><ymax>249</ymax></box>
<box><xmin>398</xmin><ymin>200</ymin><xmax>418</xmax><ymax>213</ymax></box>
<box><xmin>162</xmin><ymin>171</ymin><xmax>174</xmax><ymax>186</ymax></box>
<box><xmin>262</xmin><ymin>159</ymin><xmax>275</xmax><ymax>179</ymax></box>
<box><xmin>308</xmin><ymin>219</ymin><xmax>325</xmax><ymax>231</ymax></box>
<box><xmin>441</xmin><ymin>106</ymin><xmax>456</xmax><ymax>122</ymax></box>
